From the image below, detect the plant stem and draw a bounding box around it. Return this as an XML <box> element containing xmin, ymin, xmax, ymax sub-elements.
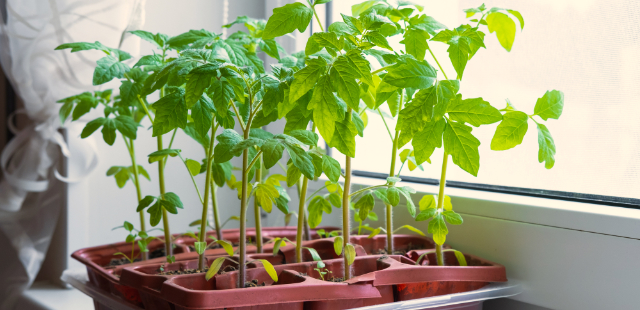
<box><xmin>342</xmin><ymin>108</ymin><xmax>353</xmax><ymax>280</ymax></box>
<box><xmin>157</xmin><ymin>135</ymin><xmax>172</xmax><ymax>259</ymax></box>
<box><xmin>126</xmin><ymin>138</ymin><xmax>148</xmax><ymax>261</ymax></box>
<box><xmin>435</xmin><ymin>151</ymin><xmax>450</xmax><ymax>266</ymax></box>
<box><xmin>198</xmin><ymin>120</ymin><xmax>217</xmax><ymax>270</ymax></box>
<box><xmin>210</xmin><ymin>178</ymin><xmax>223</xmax><ymax>240</ymax></box>
<box><xmin>312</xmin><ymin>6</ymin><xmax>325</xmax><ymax>32</ymax></box>
<box><xmin>296</xmin><ymin>177</ymin><xmax>309</xmax><ymax>263</ymax></box>
<box><xmin>427</xmin><ymin>44</ymin><xmax>450</xmax><ymax>80</ymax></box>
<box><xmin>377</xmin><ymin>108</ymin><xmax>394</xmax><ymax>142</ymax></box>
<box><xmin>385</xmin><ymin>90</ymin><xmax>403</xmax><ymax>253</ymax></box>
<box><xmin>349</xmin><ymin>184</ymin><xmax>388</xmax><ymax>198</ymax></box>
<box><xmin>253</xmin><ymin>154</ymin><xmax>263</xmax><ymax>253</ymax></box>
<box><xmin>238</xmin><ymin>130</ymin><xmax>249</xmax><ymax>288</ymax></box>
<box><xmin>371</xmin><ymin>65</ymin><xmax>395</xmax><ymax>75</ymax></box>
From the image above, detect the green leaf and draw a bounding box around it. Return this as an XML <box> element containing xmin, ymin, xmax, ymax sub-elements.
<box><xmin>263</xmin><ymin>2</ymin><xmax>313</xmax><ymax>39</ymax></box>
<box><xmin>382</xmin><ymin>58</ymin><xmax>436</xmax><ymax>89</ymax></box>
<box><xmin>214</xmin><ymin>129</ymin><xmax>243</xmax><ymax>163</ymax></box>
<box><xmin>419</xmin><ymin>194</ymin><xmax>437</xmax><ymax>210</ymax></box>
<box><xmin>167</xmin><ymin>29</ymin><xmax>219</xmax><ymax>49</ymax></box>
<box><xmin>331</xmin><ymin>55</ymin><xmax>360</xmax><ymax>110</ymax></box>
<box><xmin>387</xmin><ymin>177</ymin><xmax>401</xmax><ymax>183</ymax></box>
<box><xmin>490</xmin><ymin>111</ymin><xmax>528</xmax><ymax>151</ymax></box>
<box><xmin>287</xmin><ymin>130</ymin><xmax>318</xmax><ymax>146</ymax></box>
<box><xmin>101</xmin><ymin>118</ymin><xmax>117</xmax><ymax>145</ymax></box>
<box><xmin>433</xmin><ymin>80</ymin><xmax>460</xmax><ymax>120</ymax></box>
<box><xmin>352</xmin><ymin>112</ymin><xmax>365</xmax><ymax>137</ymax></box>
<box><xmin>428</xmin><ymin>214</ymin><xmax>448</xmax><ymax>245</ymax></box>
<box><xmin>304</xmin><ymin>247</ymin><xmax>322</xmax><ymax>262</ymax></box>
<box><xmin>507</xmin><ymin>10</ymin><xmax>525</xmax><ymax>30</ymax></box>
<box><xmin>322</xmin><ymin>156</ymin><xmax>341</xmax><ymax>183</ymax></box>
<box><xmin>206</xmin><ymin>257</ymin><xmax>228</xmax><ymax>281</ymax></box>
<box><xmin>328</xmin><ymin>192</ymin><xmax>342</xmax><ymax>208</ymax></box>
<box><xmin>190</xmin><ymin>95</ymin><xmax>215</xmax><ymax>141</ymax></box>
<box><xmin>313</xmin><ymin>32</ymin><xmax>344</xmax><ymax>52</ymax></box>
<box><xmin>194</xmin><ymin>241</ymin><xmax>207</xmax><ymax>255</ymax></box>
<box><xmin>93</xmin><ymin>56</ymin><xmax>130</xmax><ymax>85</ymax></box>
<box><xmin>148</xmin><ymin>202</ymin><xmax>162</xmax><ymax>226</ymax></box>
<box><xmin>444</xmin><ymin>121</ymin><xmax>481</xmax><ymax>177</ymax></box>
<box><xmin>387</xmin><ymin>187</ymin><xmax>400</xmax><ymax>206</ymax></box>
<box><xmin>161</xmin><ymin>192</ymin><xmax>184</xmax><ymax>214</ymax></box>
<box><xmin>356</xmin><ymin>193</ymin><xmax>375</xmax><ymax>221</ymax></box>
<box><xmin>255</xmin><ymin>184</ymin><xmax>280</xmax><ymax>213</ymax></box>
<box><xmin>80</xmin><ymin>118</ymin><xmax>106</xmax><ymax>139</ymax></box>
<box><xmin>402</xmin><ymin>28</ymin><xmax>430</xmax><ymax>60</ymax></box>
<box><xmin>328</xmin><ymin>113</ymin><xmax>357</xmax><ymax>158</ymax></box>
<box><xmin>341</xmin><ymin>13</ymin><xmax>363</xmax><ymax>35</ymax></box>
<box><xmin>148</xmin><ymin>149</ymin><xmax>181</xmax><ymax>163</ymax></box>
<box><xmin>257</xmin><ymin>259</ymin><xmax>279</xmax><ymax>282</ymax></box>
<box><xmin>447</xmin><ymin>97</ymin><xmax>502</xmax><ymax>127</ymax></box>
<box><xmin>415</xmin><ymin>208</ymin><xmax>437</xmax><ymax>221</ymax></box>
<box><xmin>272</xmin><ymin>238</ymin><xmax>286</xmax><ymax>256</ymax></box>
<box><xmin>443</xmin><ymin>210</ymin><xmax>463</xmax><ymax>225</ymax></box>
<box><xmin>113</xmin><ymin>115</ymin><xmax>138</xmax><ymax>139</ymax></box>
<box><xmin>396</xmin><ymin>224</ymin><xmax>425</xmax><ymax>236</ymax></box>
<box><xmin>344</xmin><ymin>244</ymin><xmax>356</xmax><ymax>265</ymax></box>
<box><xmin>533</xmin><ymin>90</ymin><xmax>564</xmax><ymax>120</ymax></box>
<box><xmin>409</xmin><ymin>15</ymin><xmax>446</xmax><ymax>35</ymax></box>
<box><xmin>364</xmin><ymin>31</ymin><xmax>392</xmax><ymax>50</ymax></box>
<box><xmin>136</xmin><ymin>195</ymin><xmax>156</xmax><ymax>212</ymax></box>
<box><xmin>152</xmin><ymin>88</ymin><xmax>187</xmax><ymax>137</ymax></box>
<box><xmin>536</xmin><ymin>123</ymin><xmax>556</xmax><ymax>169</ymax></box>
<box><xmin>215</xmin><ymin>240</ymin><xmax>235</xmax><ymax>256</ymax></box>
<box><xmin>453</xmin><ymin>250</ymin><xmax>467</xmax><ymax>266</ymax></box>
<box><xmin>185</xmin><ymin>159</ymin><xmax>201</xmax><ymax>176</ymax></box>
<box><xmin>129</xmin><ymin>30</ymin><xmax>167</xmax><ymax>49</ymax></box>
<box><xmin>345</xmin><ymin>49</ymin><xmax>373</xmax><ymax>86</ymax></box>
<box><xmin>309</xmin><ymin>75</ymin><xmax>343</xmax><ymax>143</ymax></box>
<box><xmin>334</xmin><ymin>236</ymin><xmax>343</xmax><ymax>256</ymax></box>
<box><xmin>486</xmin><ymin>12</ymin><xmax>516</xmax><ymax>52</ymax></box>
<box><xmin>286</xmin><ymin>164</ymin><xmax>301</xmax><ymax>187</ymax></box>
<box><xmin>397</xmin><ymin>186</ymin><xmax>417</xmax><ymax>217</ymax></box>
<box><xmin>412</xmin><ymin>119</ymin><xmax>445</xmax><ymax>165</ymax></box>
<box><xmin>368</xmin><ymin>227</ymin><xmax>382</xmax><ymax>238</ymax></box>
<box><xmin>123</xmin><ymin>221</ymin><xmax>134</xmax><ymax>232</ymax></box>
<box><xmin>209</xmin><ymin>79</ymin><xmax>235</xmax><ymax>115</ymax></box>
<box><xmin>185</xmin><ymin>64</ymin><xmax>220</xmax><ymax>108</ymax></box>
<box><xmin>290</xmin><ymin>57</ymin><xmax>327</xmax><ymax>104</ymax></box>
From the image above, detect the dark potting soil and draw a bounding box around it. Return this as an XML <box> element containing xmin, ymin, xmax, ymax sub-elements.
<box><xmin>327</xmin><ymin>277</ymin><xmax>344</xmax><ymax>282</ymax></box>
<box><xmin>158</xmin><ymin>267</ymin><xmax>208</xmax><ymax>275</ymax></box>
<box><xmin>108</xmin><ymin>257</ymin><xmax>141</xmax><ymax>266</ymax></box>
<box><xmin>244</xmin><ymin>279</ymin><xmax>267</xmax><ymax>287</ymax></box>
<box><xmin>148</xmin><ymin>247</ymin><xmax>166</xmax><ymax>259</ymax></box>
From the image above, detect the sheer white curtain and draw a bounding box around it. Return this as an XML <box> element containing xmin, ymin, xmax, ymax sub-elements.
<box><xmin>0</xmin><ymin>0</ymin><xmax>143</xmax><ymax>307</ymax></box>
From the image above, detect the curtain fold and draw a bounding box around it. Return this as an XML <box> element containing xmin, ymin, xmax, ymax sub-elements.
<box><xmin>0</xmin><ymin>0</ymin><xmax>144</xmax><ymax>307</ymax></box>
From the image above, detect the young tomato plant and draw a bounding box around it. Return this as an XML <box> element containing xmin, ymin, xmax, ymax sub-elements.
<box><xmin>112</xmin><ymin>221</ymin><xmax>155</xmax><ymax>264</ymax></box>
<box><xmin>56</xmin><ymin>44</ymin><xmax>151</xmax><ymax>260</ymax></box>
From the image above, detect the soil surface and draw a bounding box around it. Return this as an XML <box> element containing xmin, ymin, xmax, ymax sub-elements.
<box><xmin>244</xmin><ymin>279</ymin><xmax>267</xmax><ymax>287</ymax></box>
<box><xmin>108</xmin><ymin>257</ymin><xmax>140</xmax><ymax>266</ymax></box>
<box><xmin>157</xmin><ymin>267</ymin><xmax>208</xmax><ymax>275</ymax></box>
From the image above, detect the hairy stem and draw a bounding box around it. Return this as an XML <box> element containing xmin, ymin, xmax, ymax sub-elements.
<box><xmin>254</xmin><ymin>154</ymin><xmax>263</xmax><ymax>253</ymax></box>
<box><xmin>311</xmin><ymin>3</ymin><xmax>325</xmax><ymax>32</ymax></box>
<box><xmin>385</xmin><ymin>90</ymin><xmax>403</xmax><ymax>253</ymax></box>
<box><xmin>157</xmin><ymin>135</ymin><xmax>172</xmax><ymax>260</ymax></box>
<box><xmin>198</xmin><ymin>120</ymin><xmax>217</xmax><ymax>270</ymax></box>
<box><xmin>238</xmin><ymin>136</ymin><xmax>249</xmax><ymax>288</ymax></box>
<box><xmin>296</xmin><ymin>177</ymin><xmax>309</xmax><ymax>263</ymax></box>
<box><xmin>435</xmin><ymin>151</ymin><xmax>449</xmax><ymax>266</ymax></box>
<box><xmin>210</xmin><ymin>179</ymin><xmax>223</xmax><ymax>240</ymax></box>
<box><xmin>427</xmin><ymin>44</ymin><xmax>450</xmax><ymax>80</ymax></box>
<box><xmin>125</xmin><ymin>138</ymin><xmax>148</xmax><ymax>260</ymax></box>
<box><xmin>342</xmin><ymin>108</ymin><xmax>353</xmax><ymax>280</ymax></box>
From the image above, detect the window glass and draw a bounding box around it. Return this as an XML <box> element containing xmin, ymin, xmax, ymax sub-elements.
<box><xmin>331</xmin><ymin>0</ymin><xmax>640</xmax><ymax>200</ymax></box>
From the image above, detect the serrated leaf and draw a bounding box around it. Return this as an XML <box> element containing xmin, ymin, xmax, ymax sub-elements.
<box><xmin>486</xmin><ymin>12</ymin><xmax>516</xmax><ymax>52</ymax></box>
<box><xmin>328</xmin><ymin>113</ymin><xmax>357</xmax><ymax>158</ymax></box>
<box><xmin>93</xmin><ymin>56</ymin><xmax>130</xmax><ymax>85</ymax></box>
<box><xmin>412</xmin><ymin>118</ymin><xmax>445</xmax><ymax>165</ymax></box>
<box><xmin>286</xmin><ymin>164</ymin><xmax>301</xmax><ymax>187</ymax></box>
<box><xmin>536</xmin><ymin>123</ymin><xmax>556</xmax><ymax>169</ymax></box>
<box><xmin>443</xmin><ymin>210</ymin><xmax>463</xmax><ymax>225</ymax></box>
<box><xmin>533</xmin><ymin>90</ymin><xmax>564</xmax><ymax>121</ymax></box>
<box><xmin>428</xmin><ymin>214</ymin><xmax>448</xmax><ymax>245</ymax></box>
<box><xmin>136</xmin><ymin>195</ymin><xmax>156</xmax><ymax>212</ymax></box>
<box><xmin>309</xmin><ymin>75</ymin><xmax>343</xmax><ymax>143</ymax></box>
<box><xmin>415</xmin><ymin>208</ymin><xmax>437</xmax><ymax>221</ymax></box>
<box><xmin>402</xmin><ymin>28</ymin><xmax>430</xmax><ymax>60</ymax></box>
<box><xmin>365</xmin><ymin>31</ymin><xmax>392</xmax><ymax>50</ymax></box>
<box><xmin>444</xmin><ymin>121</ymin><xmax>481</xmax><ymax>176</ymax></box>
<box><xmin>356</xmin><ymin>193</ymin><xmax>375</xmax><ymax>221</ymax></box>
<box><xmin>214</xmin><ymin>129</ymin><xmax>243</xmax><ymax>163</ymax></box>
<box><xmin>255</xmin><ymin>183</ymin><xmax>280</xmax><ymax>213</ymax></box>
<box><xmin>383</xmin><ymin>58</ymin><xmax>436</xmax><ymax>89</ymax></box>
<box><xmin>264</xmin><ymin>2</ymin><xmax>313</xmax><ymax>39</ymax></box>
<box><xmin>447</xmin><ymin>97</ymin><xmax>502</xmax><ymax>127</ymax></box>
<box><xmin>387</xmin><ymin>187</ymin><xmax>400</xmax><ymax>206</ymax></box>
<box><xmin>490</xmin><ymin>111</ymin><xmax>528</xmax><ymax>151</ymax></box>
<box><xmin>419</xmin><ymin>195</ymin><xmax>437</xmax><ymax>210</ymax></box>
<box><xmin>289</xmin><ymin>57</ymin><xmax>327</xmax><ymax>103</ymax></box>
<box><xmin>287</xmin><ymin>130</ymin><xmax>318</xmax><ymax>146</ymax></box>
<box><xmin>152</xmin><ymin>88</ymin><xmax>187</xmax><ymax>136</ymax></box>
<box><xmin>331</xmin><ymin>55</ymin><xmax>360</xmax><ymax>110</ymax></box>
<box><xmin>329</xmin><ymin>192</ymin><xmax>342</xmax><ymax>208</ymax></box>
<box><xmin>322</xmin><ymin>155</ymin><xmax>341</xmax><ymax>183</ymax></box>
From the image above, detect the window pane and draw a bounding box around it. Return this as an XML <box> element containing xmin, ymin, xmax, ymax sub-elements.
<box><xmin>331</xmin><ymin>0</ymin><xmax>640</xmax><ymax>200</ymax></box>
